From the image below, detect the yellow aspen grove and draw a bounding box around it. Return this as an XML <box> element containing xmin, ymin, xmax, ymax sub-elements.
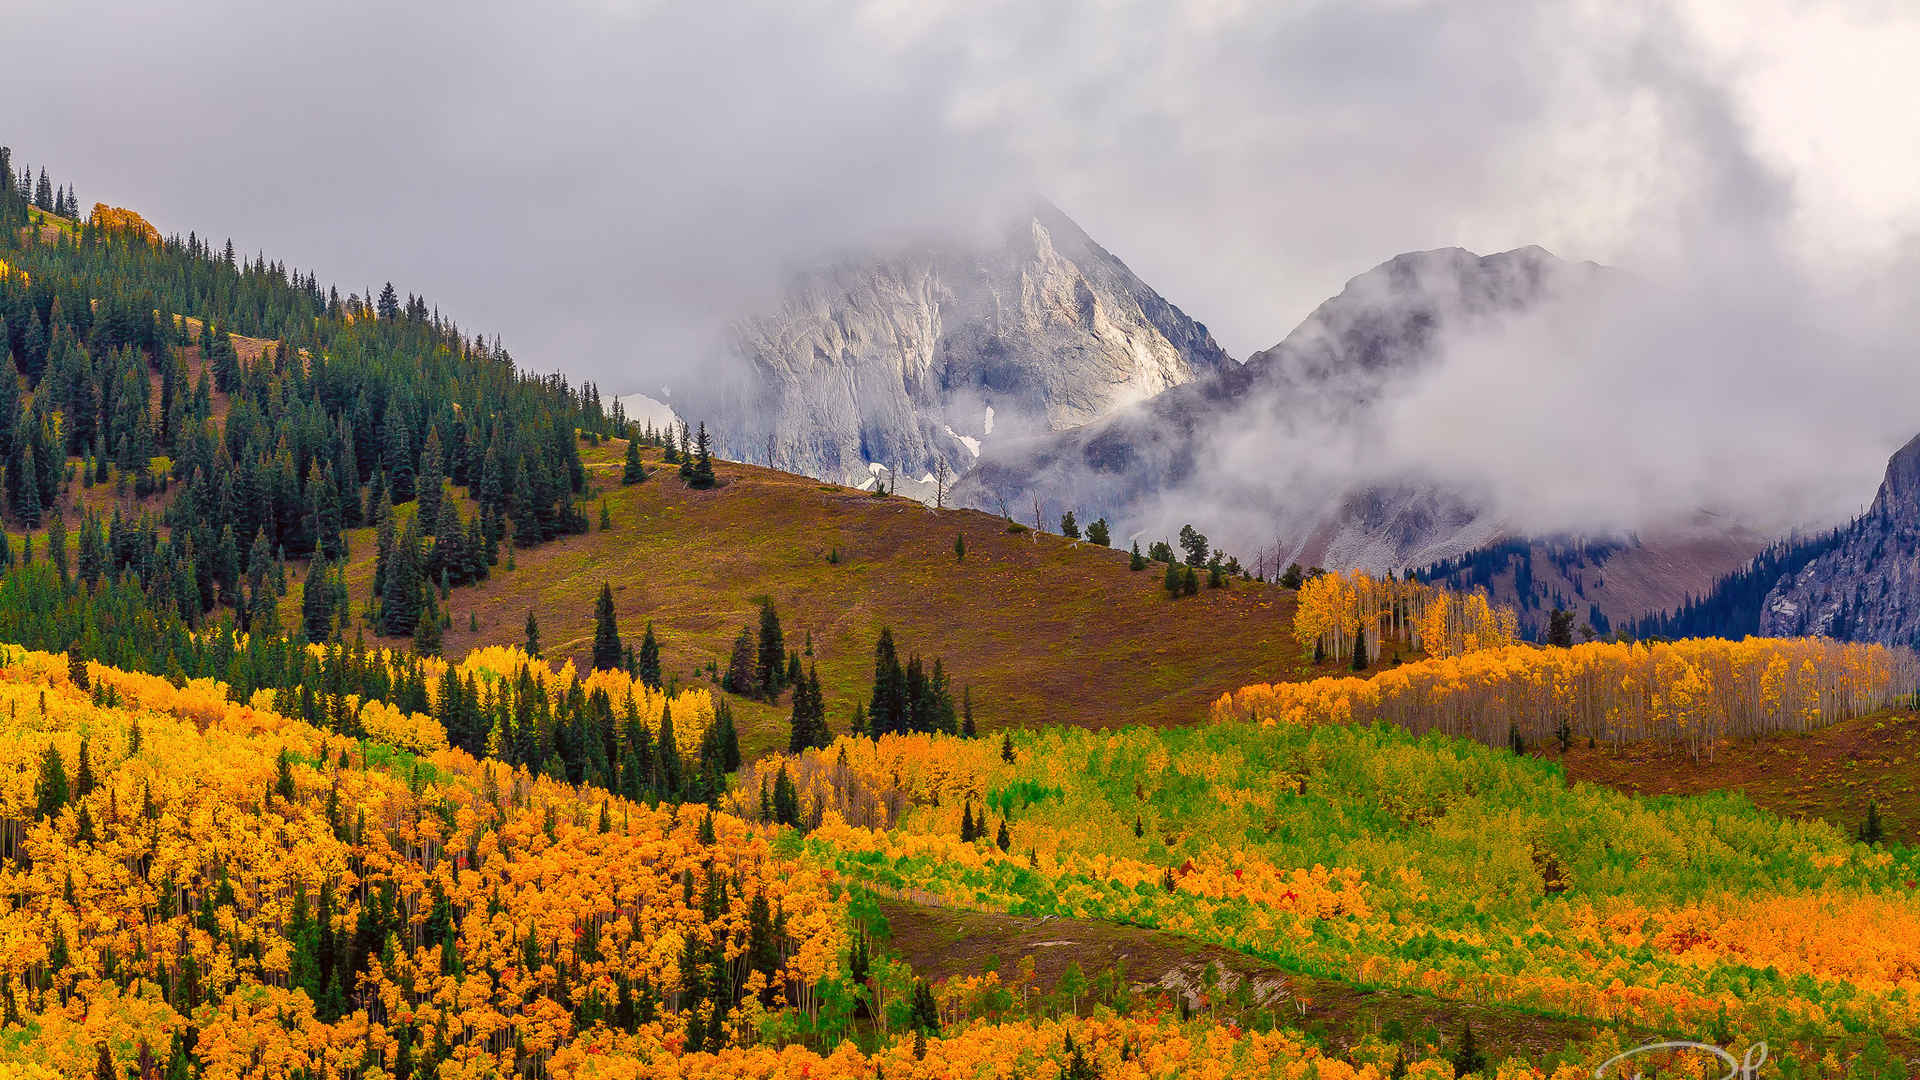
<box><xmin>1216</xmin><ymin>636</ymin><xmax>1918</xmax><ymax>756</ymax></box>
<box><xmin>1292</xmin><ymin>569</ymin><xmax>1517</xmax><ymax>664</ymax></box>
<box><xmin>86</xmin><ymin>203</ymin><xmax>162</xmax><ymax>244</ymax></box>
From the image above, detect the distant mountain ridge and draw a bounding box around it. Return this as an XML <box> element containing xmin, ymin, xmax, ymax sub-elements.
<box><xmin>1630</xmin><ymin>432</ymin><xmax>1920</xmax><ymax>646</ymax></box>
<box><xmin>1753</xmin><ymin>432</ymin><xmax>1920</xmax><ymax>645</ymax></box>
<box><xmin>670</xmin><ymin>201</ymin><xmax>1234</xmax><ymax>490</ymax></box>
<box><xmin>953</xmin><ymin>244</ymin><xmax>1601</xmax><ymax>568</ymax></box>
<box><xmin>1425</xmin><ymin>521</ymin><xmax>1768</xmax><ymax>641</ymax></box>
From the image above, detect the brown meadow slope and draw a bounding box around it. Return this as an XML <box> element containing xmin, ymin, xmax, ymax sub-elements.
<box><xmin>321</xmin><ymin>440</ymin><xmax>1313</xmax><ymax>757</ymax></box>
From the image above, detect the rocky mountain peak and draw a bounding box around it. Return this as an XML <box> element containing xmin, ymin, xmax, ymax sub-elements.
<box><xmin>667</xmin><ymin>201</ymin><xmax>1233</xmax><ymax>489</ymax></box>
<box><xmin>1759</xmin><ymin>431</ymin><xmax>1920</xmax><ymax>645</ymax></box>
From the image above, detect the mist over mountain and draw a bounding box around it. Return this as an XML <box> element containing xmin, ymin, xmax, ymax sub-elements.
<box><xmin>667</xmin><ymin>201</ymin><xmax>1233</xmax><ymax>490</ymax></box>
<box><xmin>953</xmin><ymin>244</ymin><xmax>1611</xmax><ymax>566</ymax></box>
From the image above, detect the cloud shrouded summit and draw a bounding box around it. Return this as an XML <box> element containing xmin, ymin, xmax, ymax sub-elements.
<box><xmin>8</xmin><ymin>0</ymin><xmax>1920</xmax><ymax>541</ymax></box>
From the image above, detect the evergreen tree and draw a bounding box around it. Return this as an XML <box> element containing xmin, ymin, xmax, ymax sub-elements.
<box><xmin>34</xmin><ymin>744</ymin><xmax>69</xmax><ymax>819</ymax></box>
<box><xmin>622</xmin><ymin>436</ymin><xmax>647</xmax><ymax>483</ymax></box>
<box><xmin>638</xmin><ymin>622</ymin><xmax>662</xmax><ymax>688</ymax></box>
<box><xmin>1086</xmin><ymin>518</ymin><xmax>1110</xmax><ymax>546</ymax></box>
<box><xmin>591</xmin><ymin>583</ymin><xmax>622</xmax><ymax>671</ymax></box>
<box><xmin>524</xmin><ymin>611</ymin><xmax>541</xmax><ymax>658</ymax></box>
<box><xmin>1449</xmin><ymin>1023</ymin><xmax>1487</xmax><ymax>1078</ymax></box>
<box><xmin>1060</xmin><ymin>510</ymin><xmax>1080</xmax><ymax>539</ymax></box>
<box><xmin>1130</xmin><ymin>541</ymin><xmax>1146</xmax><ymax>570</ymax></box>
<box><xmin>302</xmin><ymin>555</ymin><xmax>337</xmax><ymax>642</ymax></box>
<box><xmin>1860</xmin><ymin>800</ymin><xmax>1886</xmax><ymax>845</ymax></box>
<box><xmin>724</xmin><ymin>626</ymin><xmax>755</xmax><ymax>695</ymax></box>
<box><xmin>756</xmin><ymin>601</ymin><xmax>785</xmax><ymax>699</ymax></box>
<box><xmin>688</xmin><ymin>422</ymin><xmax>716</xmax><ymax>489</ymax></box>
<box><xmin>1351</xmin><ymin>624</ymin><xmax>1369</xmax><ymax>671</ymax></box>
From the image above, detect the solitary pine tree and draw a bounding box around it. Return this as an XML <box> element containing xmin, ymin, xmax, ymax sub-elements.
<box><xmin>1450</xmin><ymin>1023</ymin><xmax>1487</xmax><ymax>1078</ymax></box>
<box><xmin>592</xmin><ymin>583</ymin><xmax>623</xmax><ymax>671</ymax></box>
<box><xmin>524</xmin><ymin>611</ymin><xmax>541</xmax><ymax>658</ymax></box>
<box><xmin>1130</xmin><ymin>541</ymin><xmax>1146</xmax><ymax>570</ymax></box>
<box><xmin>724</xmin><ymin>626</ymin><xmax>756</xmax><ymax>695</ymax></box>
<box><xmin>1086</xmin><ymin>518</ymin><xmax>1110</xmax><ymax>546</ymax></box>
<box><xmin>1547</xmin><ymin>607</ymin><xmax>1575</xmax><ymax>648</ymax></box>
<box><xmin>688</xmin><ymin>423</ymin><xmax>716</xmax><ymax>489</ymax></box>
<box><xmin>1060</xmin><ymin>511</ymin><xmax>1080</xmax><ymax>539</ymax></box>
<box><xmin>756</xmin><ymin>602</ymin><xmax>785</xmax><ymax>699</ymax></box>
<box><xmin>1860</xmin><ymin>800</ymin><xmax>1886</xmax><ymax>845</ymax></box>
<box><xmin>622</xmin><ymin>437</ymin><xmax>647</xmax><ymax>483</ymax></box>
<box><xmin>1351</xmin><ymin>624</ymin><xmax>1369</xmax><ymax>671</ymax></box>
<box><xmin>638</xmin><ymin>622</ymin><xmax>662</xmax><ymax>688</ymax></box>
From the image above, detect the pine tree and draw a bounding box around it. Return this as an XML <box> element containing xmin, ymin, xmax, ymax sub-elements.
<box><xmin>1087</xmin><ymin>518</ymin><xmax>1110</xmax><ymax>546</ymax></box>
<box><xmin>724</xmin><ymin>626</ymin><xmax>756</xmax><ymax>695</ymax></box>
<box><xmin>954</xmin><ymin>532</ymin><xmax>965</xmax><ymax>562</ymax></box>
<box><xmin>302</xmin><ymin>555</ymin><xmax>336</xmax><ymax>642</ymax></box>
<box><xmin>623</xmin><ymin>437</ymin><xmax>647</xmax><ymax>483</ymax></box>
<box><xmin>1449</xmin><ymin>1023</ymin><xmax>1487</xmax><ymax>1078</ymax></box>
<box><xmin>524</xmin><ymin>611</ymin><xmax>541</xmax><ymax>658</ymax></box>
<box><xmin>592</xmin><ymin>583</ymin><xmax>622</xmax><ymax>671</ymax></box>
<box><xmin>638</xmin><ymin>623</ymin><xmax>662</xmax><ymax>688</ymax></box>
<box><xmin>771</xmin><ymin>765</ymin><xmax>799</xmax><ymax>827</ymax></box>
<box><xmin>1130</xmin><ymin>541</ymin><xmax>1146</xmax><ymax>570</ymax></box>
<box><xmin>1860</xmin><ymin>800</ymin><xmax>1886</xmax><ymax>845</ymax></box>
<box><xmin>1060</xmin><ymin>511</ymin><xmax>1080</xmax><ymax>539</ymax></box>
<box><xmin>1351</xmin><ymin>624</ymin><xmax>1369</xmax><ymax>671</ymax></box>
<box><xmin>688</xmin><ymin>422</ymin><xmax>716</xmax><ymax>489</ymax></box>
<box><xmin>34</xmin><ymin>744</ymin><xmax>69</xmax><ymax>819</ymax></box>
<box><xmin>756</xmin><ymin>601</ymin><xmax>785</xmax><ymax>699</ymax></box>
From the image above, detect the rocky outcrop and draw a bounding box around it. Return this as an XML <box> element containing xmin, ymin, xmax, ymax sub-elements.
<box><xmin>953</xmin><ymin>245</ymin><xmax>1599</xmax><ymax>566</ymax></box>
<box><xmin>671</xmin><ymin>201</ymin><xmax>1233</xmax><ymax>488</ymax></box>
<box><xmin>1759</xmin><ymin>433</ymin><xmax>1920</xmax><ymax>645</ymax></box>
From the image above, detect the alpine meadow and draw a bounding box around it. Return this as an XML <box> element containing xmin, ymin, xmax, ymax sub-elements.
<box><xmin>7</xmin><ymin>3</ymin><xmax>1920</xmax><ymax>1078</ymax></box>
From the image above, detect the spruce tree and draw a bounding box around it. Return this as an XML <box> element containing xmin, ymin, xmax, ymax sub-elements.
<box><xmin>34</xmin><ymin>744</ymin><xmax>69</xmax><ymax>819</ymax></box>
<box><xmin>1351</xmin><ymin>624</ymin><xmax>1369</xmax><ymax>671</ymax></box>
<box><xmin>623</xmin><ymin>437</ymin><xmax>646</xmax><ymax>483</ymax></box>
<box><xmin>756</xmin><ymin>601</ymin><xmax>785</xmax><ymax>698</ymax></box>
<box><xmin>688</xmin><ymin>422</ymin><xmax>716</xmax><ymax>489</ymax></box>
<box><xmin>592</xmin><ymin>583</ymin><xmax>622</xmax><ymax>671</ymax></box>
<box><xmin>1087</xmin><ymin>518</ymin><xmax>1110</xmax><ymax>546</ymax></box>
<box><xmin>724</xmin><ymin>626</ymin><xmax>755</xmax><ymax>695</ymax></box>
<box><xmin>302</xmin><ymin>555</ymin><xmax>336</xmax><ymax>642</ymax></box>
<box><xmin>1860</xmin><ymin>800</ymin><xmax>1886</xmax><ymax>845</ymax></box>
<box><xmin>638</xmin><ymin>622</ymin><xmax>662</xmax><ymax>688</ymax></box>
<box><xmin>524</xmin><ymin>611</ymin><xmax>541</xmax><ymax>658</ymax></box>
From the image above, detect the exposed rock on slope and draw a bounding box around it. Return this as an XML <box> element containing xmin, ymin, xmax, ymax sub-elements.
<box><xmin>1759</xmin><ymin>432</ymin><xmax>1920</xmax><ymax>645</ymax></box>
<box><xmin>673</xmin><ymin>201</ymin><xmax>1233</xmax><ymax>488</ymax></box>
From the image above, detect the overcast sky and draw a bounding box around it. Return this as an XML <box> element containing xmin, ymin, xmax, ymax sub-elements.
<box><xmin>9</xmin><ymin>0</ymin><xmax>1920</xmax><ymax>528</ymax></box>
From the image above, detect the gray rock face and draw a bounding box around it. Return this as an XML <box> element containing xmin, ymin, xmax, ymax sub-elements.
<box><xmin>1759</xmin><ymin>433</ymin><xmax>1920</xmax><ymax>645</ymax></box>
<box><xmin>952</xmin><ymin>245</ymin><xmax>1595</xmax><ymax>567</ymax></box>
<box><xmin>674</xmin><ymin>201</ymin><xmax>1233</xmax><ymax>488</ymax></box>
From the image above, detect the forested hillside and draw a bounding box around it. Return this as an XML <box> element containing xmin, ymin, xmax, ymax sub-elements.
<box><xmin>0</xmin><ymin>145</ymin><xmax>651</xmax><ymax>674</ymax></box>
